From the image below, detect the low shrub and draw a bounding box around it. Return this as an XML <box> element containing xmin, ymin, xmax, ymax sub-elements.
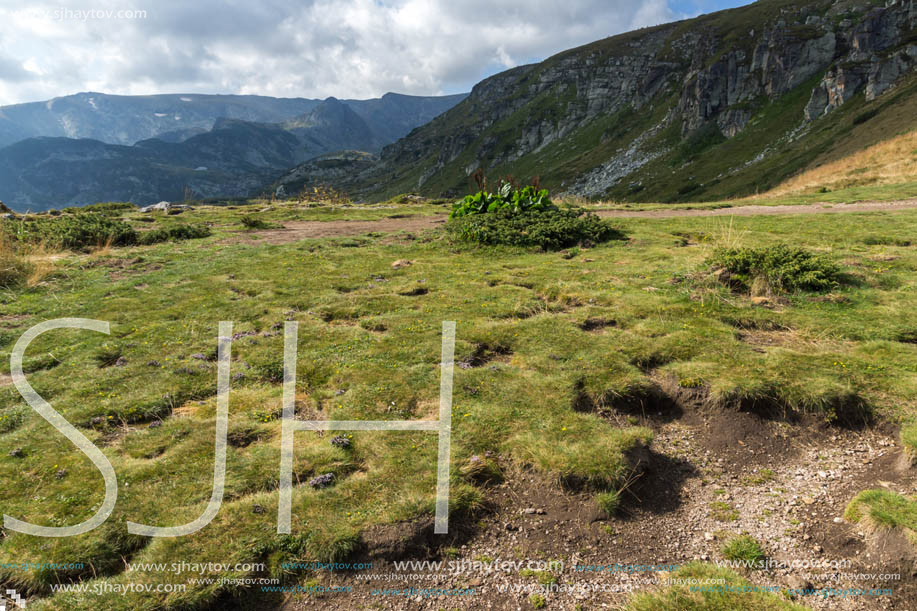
<box><xmin>447</xmin><ymin>207</ymin><xmax>624</xmax><ymax>251</ymax></box>
<box><xmin>8</xmin><ymin>214</ymin><xmax>210</xmax><ymax>251</ymax></box>
<box><xmin>137</xmin><ymin>224</ymin><xmax>211</xmax><ymax>246</ymax></box>
<box><xmin>240</xmin><ymin>216</ymin><xmax>273</xmax><ymax>230</ymax></box>
<box><xmin>11</xmin><ymin>213</ymin><xmax>137</xmax><ymax>251</ymax></box>
<box><xmin>707</xmin><ymin>244</ymin><xmax>842</xmax><ymax>293</ymax></box>
<box><xmin>862</xmin><ymin>235</ymin><xmax>911</xmax><ymax>246</ymax></box>
<box><xmin>63</xmin><ymin>202</ymin><xmax>136</xmax><ymax>215</ymax></box>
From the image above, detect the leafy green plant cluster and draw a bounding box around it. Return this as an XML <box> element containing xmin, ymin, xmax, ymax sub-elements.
<box><xmin>450</xmin><ymin>181</ymin><xmax>555</xmax><ymax>218</ymax></box>
<box><xmin>137</xmin><ymin>224</ymin><xmax>212</xmax><ymax>245</ymax></box>
<box><xmin>447</xmin><ymin>207</ymin><xmax>623</xmax><ymax>251</ymax></box>
<box><xmin>708</xmin><ymin>244</ymin><xmax>843</xmax><ymax>292</ymax></box>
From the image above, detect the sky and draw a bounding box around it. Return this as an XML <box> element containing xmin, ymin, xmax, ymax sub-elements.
<box><xmin>0</xmin><ymin>0</ymin><xmax>751</xmax><ymax>106</ymax></box>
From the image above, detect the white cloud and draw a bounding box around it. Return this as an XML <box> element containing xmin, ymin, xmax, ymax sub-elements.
<box><xmin>0</xmin><ymin>0</ymin><xmax>681</xmax><ymax>105</ymax></box>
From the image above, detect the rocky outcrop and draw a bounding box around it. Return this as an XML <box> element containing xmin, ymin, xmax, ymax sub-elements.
<box><xmin>272</xmin><ymin>150</ymin><xmax>378</xmax><ymax>197</ymax></box>
<box><xmin>805</xmin><ymin>1</ymin><xmax>916</xmax><ymax>120</ymax></box>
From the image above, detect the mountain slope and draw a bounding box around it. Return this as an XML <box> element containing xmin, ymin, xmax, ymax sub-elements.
<box><xmin>334</xmin><ymin>0</ymin><xmax>916</xmax><ymax>202</ymax></box>
<box><xmin>283</xmin><ymin>97</ymin><xmax>383</xmax><ymax>156</ymax></box>
<box><xmin>0</xmin><ymin>121</ymin><xmax>306</xmax><ymax>209</ymax></box>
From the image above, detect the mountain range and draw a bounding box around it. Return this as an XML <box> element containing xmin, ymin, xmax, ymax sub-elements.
<box><xmin>0</xmin><ymin>92</ymin><xmax>466</xmax><ymax>211</ymax></box>
<box><xmin>2</xmin><ymin>0</ymin><xmax>915</xmax><ymax>212</ymax></box>
<box><xmin>287</xmin><ymin>0</ymin><xmax>916</xmax><ymax>203</ymax></box>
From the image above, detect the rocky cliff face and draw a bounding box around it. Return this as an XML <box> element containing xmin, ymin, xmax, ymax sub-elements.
<box><xmin>352</xmin><ymin>0</ymin><xmax>917</xmax><ymax>202</ymax></box>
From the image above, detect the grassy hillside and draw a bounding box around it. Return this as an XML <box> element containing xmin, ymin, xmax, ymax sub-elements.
<box><xmin>2</xmin><ymin>193</ymin><xmax>917</xmax><ymax>608</ymax></box>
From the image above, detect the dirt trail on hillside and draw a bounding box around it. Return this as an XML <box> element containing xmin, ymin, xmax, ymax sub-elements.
<box><xmin>223</xmin><ymin>199</ymin><xmax>917</xmax><ymax>244</ymax></box>
<box><xmin>597</xmin><ymin>197</ymin><xmax>917</xmax><ymax>218</ymax></box>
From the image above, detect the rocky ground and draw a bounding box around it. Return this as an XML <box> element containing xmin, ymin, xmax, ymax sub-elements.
<box><xmin>284</xmin><ymin>374</ymin><xmax>917</xmax><ymax>610</ymax></box>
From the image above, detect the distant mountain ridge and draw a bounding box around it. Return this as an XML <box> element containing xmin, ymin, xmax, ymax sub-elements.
<box><xmin>0</xmin><ymin>92</ymin><xmax>467</xmax><ymax>210</ymax></box>
<box><xmin>0</xmin><ymin>91</ymin><xmax>467</xmax><ymax>150</ymax></box>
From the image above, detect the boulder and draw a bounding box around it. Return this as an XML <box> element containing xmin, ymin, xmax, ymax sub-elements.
<box><xmin>139</xmin><ymin>201</ymin><xmax>191</xmax><ymax>213</ymax></box>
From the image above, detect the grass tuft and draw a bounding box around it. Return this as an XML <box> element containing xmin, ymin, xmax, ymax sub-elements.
<box><xmin>720</xmin><ymin>535</ymin><xmax>765</xmax><ymax>567</ymax></box>
<box><xmin>625</xmin><ymin>562</ymin><xmax>806</xmax><ymax>610</ymax></box>
<box><xmin>844</xmin><ymin>489</ymin><xmax>917</xmax><ymax>545</ymax></box>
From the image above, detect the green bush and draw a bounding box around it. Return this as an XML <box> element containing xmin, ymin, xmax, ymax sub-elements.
<box><xmin>63</xmin><ymin>202</ymin><xmax>136</xmax><ymax>215</ymax></box>
<box><xmin>708</xmin><ymin>244</ymin><xmax>842</xmax><ymax>292</ymax></box>
<box><xmin>450</xmin><ymin>182</ymin><xmax>555</xmax><ymax>218</ymax></box>
<box><xmin>862</xmin><ymin>235</ymin><xmax>911</xmax><ymax>246</ymax></box>
<box><xmin>240</xmin><ymin>216</ymin><xmax>273</xmax><ymax>230</ymax></box>
<box><xmin>137</xmin><ymin>224</ymin><xmax>211</xmax><ymax>246</ymax></box>
<box><xmin>447</xmin><ymin>207</ymin><xmax>624</xmax><ymax>251</ymax></box>
<box><xmin>11</xmin><ymin>213</ymin><xmax>137</xmax><ymax>251</ymax></box>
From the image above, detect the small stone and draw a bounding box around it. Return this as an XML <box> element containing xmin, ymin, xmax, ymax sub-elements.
<box><xmin>56</xmin><ymin>469</ymin><xmax>67</xmax><ymax>479</ymax></box>
<box><xmin>113</xmin><ymin>356</ymin><xmax>128</xmax><ymax>367</ymax></box>
<box><xmin>833</xmin><ymin>517</ymin><xmax>844</xmax><ymax>524</ymax></box>
<box><xmin>146</xmin><ymin>360</ymin><xmax>160</xmax><ymax>367</ymax></box>
<box><xmin>391</xmin><ymin>259</ymin><xmax>413</xmax><ymax>269</ymax></box>
<box><xmin>191</xmin><ymin>353</ymin><xmax>207</xmax><ymax>360</ymax></box>
<box><xmin>801</xmin><ymin>497</ymin><xmax>815</xmax><ymax>505</ymax></box>
<box><xmin>252</xmin><ymin>504</ymin><xmax>265</xmax><ymax>514</ymax></box>
<box><xmin>8</xmin><ymin>448</ymin><xmax>23</xmax><ymax>458</ymax></box>
<box><xmin>330</xmin><ymin>435</ymin><xmax>352</xmax><ymax>449</ymax></box>
<box><xmin>148</xmin><ymin>420</ymin><xmax>163</xmax><ymax>428</ymax></box>
<box><xmin>704</xmin><ymin>532</ymin><xmax>715</xmax><ymax>541</ymax></box>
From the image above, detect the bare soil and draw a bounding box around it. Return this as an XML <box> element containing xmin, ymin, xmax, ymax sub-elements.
<box><xmin>222</xmin><ymin>199</ymin><xmax>917</xmax><ymax>246</ymax></box>
<box><xmin>282</xmin><ymin>376</ymin><xmax>916</xmax><ymax>610</ymax></box>
<box><xmin>221</xmin><ymin>217</ymin><xmax>447</xmax><ymax>245</ymax></box>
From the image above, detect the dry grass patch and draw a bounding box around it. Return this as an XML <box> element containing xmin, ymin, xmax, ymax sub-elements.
<box><xmin>768</xmin><ymin>129</ymin><xmax>917</xmax><ymax>196</ymax></box>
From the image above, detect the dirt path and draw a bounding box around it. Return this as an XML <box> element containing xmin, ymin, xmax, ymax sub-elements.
<box><xmin>596</xmin><ymin>197</ymin><xmax>917</xmax><ymax>218</ymax></box>
<box><xmin>222</xmin><ymin>216</ymin><xmax>447</xmax><ymax>245</ymax></box>
<box><xmin>224</xmin><ymin>199</ymin><xmax>917</xmax><ymax>245</ymax></box>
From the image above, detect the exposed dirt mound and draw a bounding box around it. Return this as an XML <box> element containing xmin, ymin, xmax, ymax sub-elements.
<box><xmin>458</xmin><ymin>343</ymin><xmax>512</xmax><ymax>369</ymax></box>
